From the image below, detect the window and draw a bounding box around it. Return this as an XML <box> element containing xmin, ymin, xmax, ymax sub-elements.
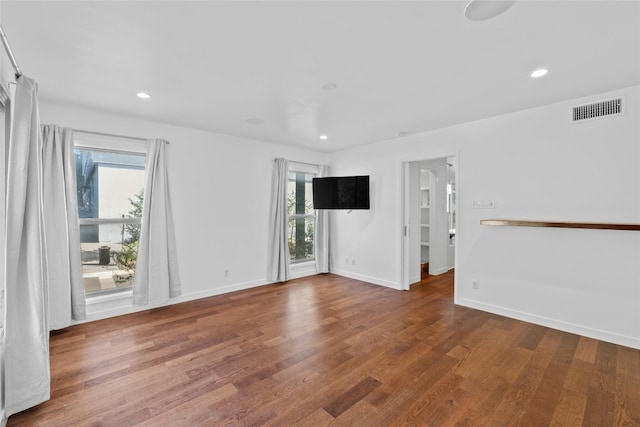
<box><xmin>287</xmin><ymin>170</ymin><xmax>316</xmax><ymax>263</ymax></box>
<box><xmin>76</xmin><ymin>147</ymin><xmax>145</xmax><ymax>295</ymax></box>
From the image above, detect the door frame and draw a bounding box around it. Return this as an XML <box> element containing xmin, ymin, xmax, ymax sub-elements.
<box><xmin>400</xmin><ymin>151</ymin><xmax>460</xmax><ymax>302</ymax></box>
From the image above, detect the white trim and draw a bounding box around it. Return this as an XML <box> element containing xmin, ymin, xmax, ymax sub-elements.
<box><xmin>458</xmin><ymin>298</ymin><xmax>640</xmax><ymax>350</ymax></box>
<box><xmin>400</xmin><ymin>162</ymin><xmax>411</xmax><ymax>290</ymax></box>
<box><xmin>79</xmin><ymin>217</ymin><xmax>140</xmax><ymax>226</ymax></box>
<box><xmin>400</xmin><ymin>150</ymin><xmax>460</xmax><ymax>298</ymax></box>
<box><xmin>78</xmin><ymin>267</ymin><xmax>321</xmax><ymax>324</ymax></box>
<box><xmin>331</xmin><ymin>270</ymin><xmax>401</xmax><ymax>290</ymax></box>
<box><xmin>74</xmin><ymin>132</ymin><xmax>147</xmax><ymax>154</ymax></box>
<box><xmin>289</xmin><ymin>161</ymin><xmax>319</xmax><ymax>174</ymax></box>
<box><xmin>289</xmin><ymin>262</ymin><xmax>318</xmax><ymax>279</ymax></box>
<box><xmin>86</xmin><ymin>289</ymin><xmax>133</xmax><ymax>305</ymax></box>
<box><xmin>77</xmin><ymin>278</ymin><xmax>270</xmax><ymax>324</ymax></box>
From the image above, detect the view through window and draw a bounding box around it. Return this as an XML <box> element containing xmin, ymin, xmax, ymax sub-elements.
<box><xmin>76</xmin><ymin>148</ymin><xmax>145</xmax><ymax>295</ymax></box>
<box><xmin>287</xmin><ymin>171</ymin><xmax>315</xmax><ymax>263</ymax></box>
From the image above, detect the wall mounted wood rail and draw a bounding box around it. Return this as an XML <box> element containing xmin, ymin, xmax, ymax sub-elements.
<box><xmin>480</xmin><ymin>219</ymin><xmax>640</xmax><ymax>231</ymax></box>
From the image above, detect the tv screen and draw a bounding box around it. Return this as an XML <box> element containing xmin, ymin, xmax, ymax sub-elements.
<box><xmin>312</xmin><ymin>176</ymin><xmax>370</xmax><ymax>210</ymax></box>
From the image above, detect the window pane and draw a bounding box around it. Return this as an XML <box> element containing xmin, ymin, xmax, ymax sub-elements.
<box><xmin>288</xmin><ymin>217</ymin><xmax>314</xmax><ymax>263</ymax></box>
<box><xmin>76</xmin><ymin>148</ymin><xmax>145</xmax><ymax>295</ymax></box>
<box><xmin>287</xmin><ymin>170</ymin><xmax>316</xmax><ymax>263</ymax></box>
<box><xmin>80</xmin><ymin>223</ymin><xmax>139</xmax><ymax>294</ymax></box>
<box><xmin>75</xmin><ymin>149</ymin><xmax>145</xmax><ymax>219</ymax></box>
<box><xmin>287</xmin><ymin>172</ymin><xmax>314</xmax><ymax>215</ymax></box>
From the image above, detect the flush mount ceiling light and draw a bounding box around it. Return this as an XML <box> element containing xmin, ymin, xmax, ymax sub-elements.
<box><xmin>396</xmin><ymin>131</ymin><xmax>410</xmax><ymax>137</ymax></box>
<box><xmin>321</xmin><ymin>82</ymin><xmax>337</xmax><ymax>91</ymax></box>
<box><xmin>464</xmin><ymin>0</ymin><xmax>516</xmax><ymax>21</ymax></box>
<box><xmin>245</xmin><ymin>117</ymin><xmax>264</xmax><ymax>125</ymax></box>
<box><xmin>319</xmin><ymin>135</ymin><xmax>329</xmax><ymax>140</ymax></box>
<box><xmin>136</xmin><ymin>92</ymin><xmax>151</xmax><ymax>99</ymax></box>
<box><xmin>530</xmin><ymin>68</ymin><xmax>549</xmax><ymax>78</ymax></box>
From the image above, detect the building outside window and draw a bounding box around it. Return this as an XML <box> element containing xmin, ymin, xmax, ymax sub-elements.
<box><xmin>287</xmin><ymin>170</ymin><xmax>315</xmax><ymax>263</ymax></box>
<box><xmin>75</xmin><ymin>147</ymin><xmax>145</xmax><ymax>295</ymax></box>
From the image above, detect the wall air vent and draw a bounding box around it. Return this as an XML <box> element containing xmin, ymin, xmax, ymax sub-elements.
<box><xmin>572</xmin><ymin>97</ymin><xmax>624</xmax><ymax>122</ymax></box>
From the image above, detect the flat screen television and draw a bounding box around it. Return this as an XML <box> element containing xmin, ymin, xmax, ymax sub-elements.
<box><xmin>312</xmin><ymin>176</ymin><xmax>370</xmax><ymax>210</ymax></box>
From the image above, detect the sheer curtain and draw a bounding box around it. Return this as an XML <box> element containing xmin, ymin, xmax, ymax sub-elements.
<box><xmin>41</xmin><ymin>125</ymin><xmax>86</xmax><ymax>328</ymax></box>
<box><xmin>3</xmin><ymin>76</ymin><xmax>50</xmax><ymax>419</ymax></box>
<box><xmin>267</xmin><ymin>158</ymin><xmax>290</xmax><ymax>282</ymax></box>
<box><xmin>314</xmin><ymin>165</ymin><xmax>330</xmax><ymax>273</ymax></box>
<box><xmin>133</xmin><ymin>139</ymin><xmax>181</xmax><ymax>306</ymax></box>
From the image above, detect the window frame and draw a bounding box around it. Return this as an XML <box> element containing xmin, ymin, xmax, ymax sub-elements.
<box><xmin>287</xmin><ymin>163</ymin><xmax>318</xmax><ymax>265</ymax></box>
<box><xmin>75</xmin><ymin>135</ymin><xmax>146</xmax><ymax>296</ymax></box>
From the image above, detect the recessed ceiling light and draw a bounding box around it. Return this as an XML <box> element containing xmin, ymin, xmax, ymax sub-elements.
<box><xmin>396</xmin><ymin>131</ymin><xmax>410</xmax><ymax>137</ymax></box>
<box><xmin>464</xmin><ymin>0</ymin><xmax>515</xmax><ymax>21</ymax></box>
<box><xmin>245</xmin><ymin>117</ymin><xmax>264</xmax><ymax>125</ymax></box>
<box><xmin>319</xmin><ymin>135</ymin><xmax>329</xmax><ymax>140</ymax></box>
<box><xmin>322</xmin><ymin>82</ymin><xmax>338</xmax><ymax>91</ymax></box>
<box><xmin>136</xmin><ymin>92</ymin><xmax>151</xmax><ymax>99</ymax></box>
<box><xmin>530</xmin><ymin>68</ymin><xmax>549</xmax><ymax>78</ymax></box>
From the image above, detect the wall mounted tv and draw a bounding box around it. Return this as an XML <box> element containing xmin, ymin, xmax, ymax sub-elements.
<box><xmin>312</xmin><ymin>175</ymin><xmax>370</xmax><ymax>210</ymax></box>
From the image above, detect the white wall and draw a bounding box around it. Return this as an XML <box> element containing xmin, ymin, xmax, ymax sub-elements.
<box><xmin>39</xmin><ymin>102</ymin><xmax>329</xmax><ymax>321</ymax></box>
<box><xmin>330</xmin><ymin>85</ymin><xmax>640</xmax><ymax>349</ymax></box>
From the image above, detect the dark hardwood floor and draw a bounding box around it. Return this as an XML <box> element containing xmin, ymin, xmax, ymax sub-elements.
<box><xmin>8</xmin><ymin>271</ymin><xmax>640</xmax><ymax>426</ymax></box>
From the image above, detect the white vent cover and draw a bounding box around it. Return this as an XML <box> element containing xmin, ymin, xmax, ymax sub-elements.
<box><xmin>572</xmin><ymin>97</ymin><xmax>624</xmax><ymax>122</ymax></box>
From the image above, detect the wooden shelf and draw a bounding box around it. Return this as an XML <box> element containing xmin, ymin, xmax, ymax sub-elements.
<box><xmin>480</xmin><ymin>219</ymin><xmax>640</xmax><ymax>231</ymax></box>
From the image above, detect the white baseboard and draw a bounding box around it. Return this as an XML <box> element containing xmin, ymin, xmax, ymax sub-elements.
<box><xmin>330</xmin><ymin>269</ymin><xmax>401</xmax><ymax>290</ymax></box>
<box><xmin>289</xmin><ymin>263</ymin><xmax>318</xmax><ymax>280</ymax></box>
<box><xmin>78</xmin><ymin>266</ymin><xmax>321</xmax><ymax>325</ymax></box>
<box><xmin>174</xmin><ymin>278</ymin><xmax>270</xmax><ymax>303</ymax></box>
<box><xmin>432</xmin><ymin>266</ymin><xmax>449</xmax><ymax>276</ymax></box>
<box><xmin>77</xmin><ymin>277</ymin><xmax>640</xmax><ymax>351</ymax></box>
<box><xmin>458</xmin><ymin>297</ymin><xmax>640</xmax><ymax>350</ymax></box>
<box><xmin>79</xmin><ymin>278</ymin><xmax>270</xmax><ymax>324</ymax></box>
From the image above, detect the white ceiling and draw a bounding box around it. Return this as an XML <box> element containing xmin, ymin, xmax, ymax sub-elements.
<box><xmin>2</xmin><ymin>1</ymin><xmax>639</xmax><ymax>152</ymax></box>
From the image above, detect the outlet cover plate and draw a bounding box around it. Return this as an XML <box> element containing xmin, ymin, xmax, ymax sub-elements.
<box><xmin>472</xmin><ymin>200</ymin><xmax>495</xmax><ymax>209</ymax></box>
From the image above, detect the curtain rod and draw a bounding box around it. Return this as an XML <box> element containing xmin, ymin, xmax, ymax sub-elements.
<box><xmin>285</xmin><ymin>159</ymin><xmax>319</xmax><ymax>167</ymax></box>
<box><xmin>74</xmin><ymin>128</ymin><xmax>169</xmax><ymax>144</ymax></box>
<box><xmin>0</xmin><ymin>25</ymin><xmax>22</xmax><ymax>79</ymax></box>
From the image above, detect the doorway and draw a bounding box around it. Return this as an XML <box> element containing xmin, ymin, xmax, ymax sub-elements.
<box><xmin>401</xmin><ymin>155</ymin><xmax>458</xmax><ymax>292</ymax></box>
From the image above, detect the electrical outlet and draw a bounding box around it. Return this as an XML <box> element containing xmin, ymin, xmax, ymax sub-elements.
<box><xmin>224</xmin><ymin>268</ymin><xmax>230</xmax><ymax>277</ymax></box>
<box><xmin>472</xmin><ymin>200</ymin><xmax>495</xmax><ymax>209</ymax></box>
<box><xmin>345</xmin><ymin>257</ymin><xmax>350</xmax><ymax>264</ymax></box>
<box><xmin>351</xmin><ymin>258</ymin><xmax>356</xmax><ymax>265</ymax></box>
<box><xmin>472</xmin><ymin>280</ymin><xmax>479</xmax><ymax>290</ymax></box>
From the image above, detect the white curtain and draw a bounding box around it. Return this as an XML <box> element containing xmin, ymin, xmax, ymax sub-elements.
<box><xmin>41</xmin><ymin>125</ymin><xmax>86</xmax><ymax>328</ymax></box>
<box><xmin>267</xmin><ymin>158</ymin><xmax>290</xmax><ymax>282</ymax></box>
<box><xmin>133</xmin><ymin>139</ymin><xmax>181</xmax><ymax>306</ymax></box>
<box><xmin>3</xmin><ymin>76</ymin><xmax>50</xmax><ymax>419</ymax></box>
<box><xmin>314</xmin><ymin>165</ymin><xmax>330</xmax><ymax>273</ymax></box>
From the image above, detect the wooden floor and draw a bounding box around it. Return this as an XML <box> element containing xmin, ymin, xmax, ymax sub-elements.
<box><xmin>8</xmin><ymin>271</ymin><xmax>640</xmax><ymax>426</ymax></box>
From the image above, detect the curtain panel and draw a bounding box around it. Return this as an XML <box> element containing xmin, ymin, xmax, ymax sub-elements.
<box><xmin>267</xmin><ymin>158</ymin><xmax>290</xmax><ymax>282</ymax></box>
<box><xmin>3</xmin><ymin>75</ymin><xmax>50</xmax><ymax>420</ymax></box>
<box><xmin>133</xmin><ymin>139</ymin><xmax>181</xmax><ymax>306</ymax></box>
<box><xmin>41</xmin><ymin>125</ymin><xmax>86</xmax><ymax>327</ymax></box>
